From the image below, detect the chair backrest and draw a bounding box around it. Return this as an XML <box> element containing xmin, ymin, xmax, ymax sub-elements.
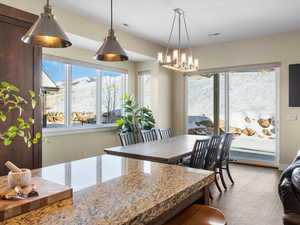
<box><xmin>141</xmin><ymin>129</ymin><xmax>158</xmax><ymax>143</ymax></box>
<box><xmin>119</xmin><ymin>132</ymin><xmax>137</xmax><ymax>146</ymax></box>
<box><xmin>220</xmin><ymin>133</ymin><xmax>234</xmax><ymax>162</ymax></box>
<box><xmin>189</xmin><ymin>139</ymin><xmax>210</xmax><ymax>169</ymax></box>
<box><xmin>204</xmin><ymin>135</ymin><xmax>223</xmax><ymax>170</ymax></box>
<box><xmin>159</xmin><ymin>128</ymin><xmax>173</xmax><ymax>139</ymax></box>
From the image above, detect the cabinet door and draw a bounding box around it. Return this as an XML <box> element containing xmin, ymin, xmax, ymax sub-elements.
<box><xmin>0</xmin><ymin>4</ymin><xmax>42</xmax><ymax>175</ymax></box>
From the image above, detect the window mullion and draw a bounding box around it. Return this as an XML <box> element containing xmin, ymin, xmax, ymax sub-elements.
<box><xmin>225</xmin><ymin>72</ymin><xmax>230</xmax><ymax>132</ymax></box>
<box><xmin>65</xmin><ymin>64</ymin><xmax>72</xmax><ymax>128</ymax></box>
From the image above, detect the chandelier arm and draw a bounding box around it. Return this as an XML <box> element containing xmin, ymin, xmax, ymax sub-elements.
<box><xmin>165</xmin><ymin>12</ymin><xmax>177</xmax><ymax>61</ymax></box>
<box><xmin>183</xmin><ymin>14</ymin><xmax>193</xmax><ymax>56</ymax></box>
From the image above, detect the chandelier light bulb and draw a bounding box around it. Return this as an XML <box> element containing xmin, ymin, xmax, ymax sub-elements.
<box><xmin>194</xmin><ymin>59</ymin><xmax>199</xmax><ymax>68</ymax></box>
<box><xmin>181</xmin><ymin>53</ymin><xmax>187</xmax><ymax>64</ymax></box>
<box><xmin>158</xmin><ymin>52</ymin><xmax>163</xmax><ymax>63</ymax></box>
<box><xmin>173</xmin><ymin>50</ymin><xmax>178</xmax><ymax>60</ymax></box>
<box><xmin>188</xmin><ymin>56</ymin><xmax>193</xmax><ymax>66</ymax></box>
<box><xmin>167</xmin><ymin>55</ymin><xmax>172</xmax><ymax>63</ymax></box>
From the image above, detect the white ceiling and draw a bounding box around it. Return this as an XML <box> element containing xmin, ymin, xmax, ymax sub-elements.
<box><xmin>56</xmin><ymin>0</ymin><xmax>300</xmax><ymax>47</ymax></box>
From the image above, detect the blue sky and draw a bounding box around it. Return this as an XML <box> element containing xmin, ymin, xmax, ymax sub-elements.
<box><xmin>43</xmin><ymin>60</ymin><xmax>122</xmax><ymax>82</ymax></box>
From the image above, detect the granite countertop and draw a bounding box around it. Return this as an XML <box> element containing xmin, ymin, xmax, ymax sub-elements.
<box><xmin>0</xmin><ymin>155</ymin><xmax>214</xmax><ymax>225</ymax></box>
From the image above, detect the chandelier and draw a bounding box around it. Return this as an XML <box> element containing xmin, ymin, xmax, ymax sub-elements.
<box><xmin>158</xmin><ymin>8</ymin><xmax>199</xmax><ymax>72</ymax></box>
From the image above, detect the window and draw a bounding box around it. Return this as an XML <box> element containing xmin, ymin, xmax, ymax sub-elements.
<box><xmin>42</xmin><ymin>60</ymin><xmax>67</xmax><ymax>128</ymax></box>
<box><xmin>102</xmin><ymin>71</ymin><xmax>127</xmax><ymax>124</ymax></box>
<box><xmin>138</xmin><ymin>70</ymin><xmax>151</xmax><ymax>107</ymax></box>
<box><xmin>71</xmin><ymin>65</ymin><xmax>97</xmax><ymax>127</ymax></box>
<box><xmin>42</xmin><ymin>56</ymin><xmax>128</xmax><ymax>130</ymax></box>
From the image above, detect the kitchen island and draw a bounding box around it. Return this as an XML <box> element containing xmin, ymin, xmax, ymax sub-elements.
<box><xmin>0</xmin><ymin>155</ymin><xmax>214</xmax><ymax>225</ymax></box>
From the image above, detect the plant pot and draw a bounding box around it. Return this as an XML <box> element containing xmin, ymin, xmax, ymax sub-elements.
<box><xmin>7</xmin><ymin>169</ymin><xmax>31</xmax><ymax>188</ymax></box>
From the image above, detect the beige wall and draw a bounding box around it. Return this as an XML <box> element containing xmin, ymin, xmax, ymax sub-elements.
<box><xmin>172</xmin><ymin>30</ymin><xmax>300</xmax><ymax>168</ymax></box>
<box><xmin>135</xmin><ymin>61</ymin><xmax>172</xmax><ymax>129</ymax></box>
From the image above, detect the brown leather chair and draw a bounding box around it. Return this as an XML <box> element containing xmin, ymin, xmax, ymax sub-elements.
<box><xmin>164</xmin><ymin>204</ymin><xmax>227</xmax><ymax>225</ymax></box>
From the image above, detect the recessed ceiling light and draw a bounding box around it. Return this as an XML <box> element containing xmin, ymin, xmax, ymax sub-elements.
<box><xmin>208</xmin><ymin>33</ymin><xmax>221</xmax><ymax>37</ymax></box>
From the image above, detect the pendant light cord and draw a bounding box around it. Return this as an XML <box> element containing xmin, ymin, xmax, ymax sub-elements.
<box><xmin>111</xmin><ymin>0</ymin><xmax>113</xmax><ymax>30</ymax></box>
<box><xmin>46</xmin><ymin>0</ymin><xmax>50</xmax><ymax>7</ymax></box>
<box><xmin>183</xmin><ymin>14</ymin><xmax>193</xmax><ymax>57</ymax></box>
<box><xmin>165</xmin><ymin>11</ymin><xmax>177</xmax><ymax>61</ymax></box>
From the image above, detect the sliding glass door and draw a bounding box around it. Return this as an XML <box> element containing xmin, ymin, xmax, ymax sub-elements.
<box><xmin>228</xmin><ymin>69</ymin><xmax>277</xmax><ymax>163</ymax></box>
<box><xmin>186</xmin><ymin>67</ymin><xmax>278</xmax><ymax>164</ymax></box>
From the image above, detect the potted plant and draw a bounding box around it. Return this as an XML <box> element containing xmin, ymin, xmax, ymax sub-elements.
<box><xmin>116</xmin><ymin>94</ymin><xmax>155</xmax><ymax>139</ymax></box>
<box><xmin>0</xmin><ymin>81</ymin><xmax>41</xmax><ymax>187</ymax></box>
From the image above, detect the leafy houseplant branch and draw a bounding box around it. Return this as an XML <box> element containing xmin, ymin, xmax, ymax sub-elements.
<box><xmin>0</xmin><ymin>81</ymin><xmax>41</xmax><ymax>148</ymax></box>
<box><xmin>116</xmin><ymin>94</ymin><xmax>156</xmax><ymax>135</ymax></box>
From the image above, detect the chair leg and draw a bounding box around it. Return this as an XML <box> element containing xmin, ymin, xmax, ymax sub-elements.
<box><xmin>219</xmin><ymin>168</ymin><xmax>227</xmax><ymax>190</ymax></box>
<box><xmin>226</xmin><ymin>162</ymin><xmax>234</xmax><ymax>185</ymax></box>
<box><xmin>215</xmin><ymin>173</ymin><xmax>222</xmax><ymax>193</ymax></box>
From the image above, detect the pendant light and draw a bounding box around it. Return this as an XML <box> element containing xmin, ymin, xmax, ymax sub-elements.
<box><xmin>95</xmin><ymin>0</ymin><xmax>128</xmax><ymax>61</ymax></box>
<box><xmin>21</xmin><ymin>0</ymin><xmax>72</xmax><ymax>48</ymax></box>
<box><xmin>158</xmin><ymin>8</ymin><xmax>198</xmax><ymax>72</ymax></box>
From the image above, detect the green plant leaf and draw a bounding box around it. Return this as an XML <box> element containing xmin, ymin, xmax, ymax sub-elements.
<box><xmin>8</xmin><ymin>126</ymin><xmax>18</xmax><ymax>132</ymax></box>
<box><xmin>17</xmin><ymin>130</ymin><xmax>25</xmax><ymax>137</ymax></box>
<box><xmin>1</xmin><ymin>81</ymin><xmax>10</xmax><ymax>88</ymax></box>
<box><xmin>17</xmin><ymin>118</ymin><xmax>25</xmax><ymax>123</ymax></box>
<box><xmin>116</xmin><ymin>120</ymin><xmax>123</xmax><ymax>126</ymax></box>
<box><xmin>28</xmin><ymin>90</ymin><xmax>35</xmax><ymax>98</ymax></box>
<box><xmin>28</xmin><ymin>117</ymin><xmax>34</xmax><ymax>124</ymax></box>
<box><xmin>3</xmin><ymin>139</ymin><xmax>12</xmax><ymax>146</ymax></box>
<box><xmin>0</xmin><ymin>111</ymin><xmax>6</xmax><ymax>122</ymax></box>
<box><xmin>35</xmin><ymin>132</ymin><xmax>41</xmax><ymax>139</ymax></box>
<box><xmin>31</xmin><ymin>99</ymin><xmax>37</xmax><ymax>109</ymax></box>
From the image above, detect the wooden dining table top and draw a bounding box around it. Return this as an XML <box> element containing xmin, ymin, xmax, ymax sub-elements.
<box><xmin>104</xmin><ymin>135</ymin><xmax>211</xmax><ymax>164</ymax></box>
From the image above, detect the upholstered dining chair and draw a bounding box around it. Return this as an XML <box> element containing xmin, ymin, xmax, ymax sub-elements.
<box><xmin>217</xmin><ymin>133</ymin><xmax>234</xmax><ymax>189</ymax></box>
<box><xmin>119</xmin><ymin>132</ymin><xmax>138</xmax><ymax>146</ymax></box>
<box><xmin>141</xmin><ymin>129</ymin><xmax>158</xmax><ymax>143</ymax></box>
<box><xmin>158</xmin><ymin>128</ymin><xmax>173</xmax><ymax>139</ymax></box>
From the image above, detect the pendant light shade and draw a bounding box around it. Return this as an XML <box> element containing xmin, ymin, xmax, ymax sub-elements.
<box><xmin>21</xmin><ymin>1</ymin><xmax>72</xmax><ymax>48</ymax></box>
<box><xmin>95</xmin><ymin>0</ymin><xmax>128</xmax><ymax>61</ymax></box>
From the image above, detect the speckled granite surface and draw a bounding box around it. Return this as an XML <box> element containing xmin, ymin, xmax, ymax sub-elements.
<box><xmin>0</xmin><ymin>155</ymin><xmax>214</xmax><ymax>225</ymax></box>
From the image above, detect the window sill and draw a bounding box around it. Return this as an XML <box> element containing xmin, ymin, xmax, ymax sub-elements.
<box><xmin>43</xmin><ymin>124</ymin><xmax>118</xmax><ymax>137</ymax></box>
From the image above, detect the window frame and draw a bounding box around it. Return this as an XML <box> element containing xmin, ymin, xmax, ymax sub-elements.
<box><xmin>42</xmin><ymin>55</ymin><xmax>128</xmax><ymax>135</ymax></box>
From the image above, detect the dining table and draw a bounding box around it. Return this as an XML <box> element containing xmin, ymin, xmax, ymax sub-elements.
<box><xmin>104</xmin><ymin>135</ymin><xmax>211</xmax><ymax>164</ymax></box>
<box><xmin>0</xmin><ymin>154</ymin><xmax>215</xmax><ymax>225</ymax></box>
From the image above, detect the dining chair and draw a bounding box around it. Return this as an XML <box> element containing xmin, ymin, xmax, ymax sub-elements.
<box><xmin>158</xmin><ymin>128</ymin><xmax>173</xmax><ymax>139</ymax></box>
<box><xmin>189</xmin><ymin>139</ymin><xmax>210</xmax><ymax>169</ymax></box>
<box><xmin>217</xmin><ymin>133</ymin><xmax>234</xmax><ymax>189</ymax></box>
<box><xmin>205</xmin><ymin>135</ymin><xmax>223</xmax><ymax>193</ymax></box>
<box><xmin>164</xmin><ymin>204</ymin><xmax>227</xmax><ymax>225</ymax></box>
<box><xmin>119</xmin><ymin>132</ymin><xmax>138</xmax><ymax>146</ymax></box>
<box><xmin>141</xmin><ymin>129</ymin><xmax>158</xmax><ymax>143</ymax></box>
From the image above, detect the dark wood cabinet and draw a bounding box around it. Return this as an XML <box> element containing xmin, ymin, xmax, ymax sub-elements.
<box><xmin>0</xmin><ymin>3</ymin><xmax>42</xmax><ymax>175</ymax></box>
<box><xmin>289</xmin><ymin>64</ymin><xmax>300</xmax><ymax>107</ymax></box>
